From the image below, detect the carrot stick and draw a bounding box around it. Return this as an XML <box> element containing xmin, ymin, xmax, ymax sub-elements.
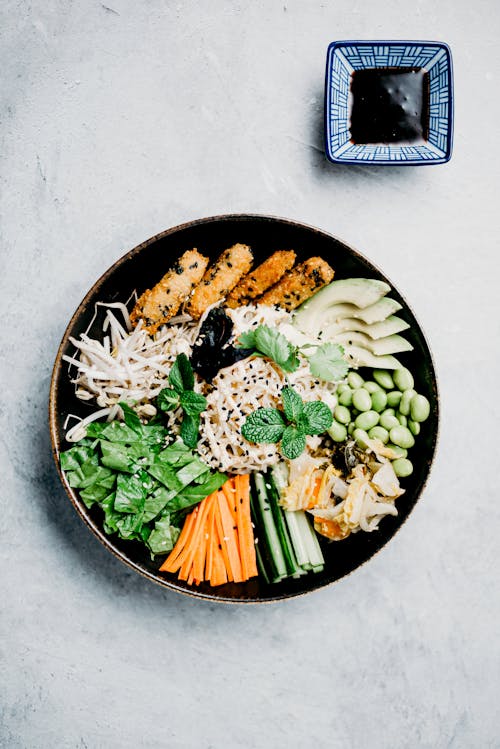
<box><xmin>179</xmin><ymin>495</ymin><xmax>212</xmax><ymax>580</ymax></box>
<box><xmin>192</xmin><ymin>506</ymin><xmax>210</xmax><ymax>584</ymax></box>
<box><xmin>205</xmin><ymin>498</ymin><xmax>217</xmax><ymax>583</ymax></box>
<box><xmin>235</xmin><ymin>474</ymin><xmax>258</xmax><ymax>579</ymax></box>
<box><xmin>160</xmin><ymin>507</ymin><xmax>198</xmax><ymax>573</ymax></box>
<box><xmin>222</xmin><ymin>479</ymin><xmax>238</xmax><ymax>522</ymax></box>
<box><xmin>218</xmin><ymin>491</ymin><xmax>243</xmax><ymax>582</ymax></box>
<box><xmin>211</xmin><ymin>541</ymin><xmax>228</xmax><ymax>587</ymax></box>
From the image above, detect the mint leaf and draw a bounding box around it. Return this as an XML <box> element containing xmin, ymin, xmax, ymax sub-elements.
<box><xmin>169</xmin><ymin>353</ymin><xmax>194</xmax><ymax>393</ymax></box>
<box><xmin>179</xmin><ymin>390</ymin><xmax>207</xmax><ymax>417</ymax></box>
<box><xmin>280</xmin><ymin>426</ymin><xmax>307</xmax><ymax>460</ymax></box>
<box><xmin>180</xmin><ymin>413</ymin><xmax>200</xmax><ymax>449</ymax></box>
<box><xmin>281</xmin><ymin>386</ymin><xmax>304</xmax><ymax>423</ymax></box>
<box><xmin>302</xmin><ymin>401</ymin><xmax>333</xmax><ymax>434</ymax></box>
<box><xmin>241</xmin><ymin>408</ymin><xmax>285</xmax><ymax>443</ymax></box>
<box><xmin>306</xmin><ymin>343</ymin><xmax>349</xmax><ymax>382</ymax></box>
<box><xmin>157</xmin><ymin>387</ymin><xmax>180</xmax><ymax>412</ymax></box>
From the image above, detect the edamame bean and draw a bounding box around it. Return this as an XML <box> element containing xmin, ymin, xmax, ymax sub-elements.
<box><xmin>364</xmin><ymin>380</ymin><xmax>381</xmax><ymax>394</ymax></box>
<box><xmin>328</xmin><ymin>420</ymin><xmax>348</xmax><ymax>442</ymax></box>
<box><xmin>347</xmin><ymin>371</ymin><xmax>364</xmax><ymax>389</ymax></box>
<box><xmin>347</xmin><ymin>422</ymin><xmax>355</xmax><ymax>436</ymax></box>
<box><xmin>393</xmin><ymin>367</ymin><xmax>414</xmax><ymax>391</ymax></box>
<box><xmin>373</xmin><ymin>369</ymin><xmax>394</xmax><ymax>390</ymax></box>
<box><xmin>334</xmin><ymin>405</ymin><xmax>351</xmax><ymax>425</ymax></box>
<box><xmin>371</xmin><ymin>389</ymin><xmax>388</xmax><ymax>413</ymax></box>
<box><xmin>338</xmin><ymin>388</ymin><xmax>353</xmax><ymax>407</ymax></box>
<box><xmin>353</xmin><ymin>428</ymin><xmax>370</xmax><ymax>449</ymax></box>
<box><xmin>397</xmin><ymin>413</ymin><xmax>407</xmax><ymax>427</ymax></box>
<box><xmin>337</xmin><ymin>383</ymin><xmax>351</xmax><ymax>394</ymax></box>
<box><xmin>380</xmin><ymin>408</ymin><xmax>400</xmax><ymax>430</ymax></box>
<box><xmin>387</xmin><ymin>390</ymin><xmax>403</xmax><ymax>408</ymax></box>
<box><xmin>408</xmin><ymin>420</ymin><xmax>420</xmax><ymax>436</ymax></box>
<box><xmin>392</xmin><ymin>458</ymin><xmax>413</xmax><ymax>477</ymax></box>
<box><xmin>410</xmin><ymin>394</ymin><xmax>430</xmax><ymax>423</ymax></box>
<box><xmin>368</xmin><ymin>425</ymin><xmax>389</xmax><ymax>443</ymax></box>
<box><xmin>352</xmin><ymin>388</ymin><xmax>372</xmax><ymax>412</ymax></box>
<box><xmin>389</xmin><ymin>425</ymin><xmax>415</xmax><ymax>449</ymax></box>
<box><xmin>386</xmin><ymin>443</ymin><xmax>408</xmax><ymax>458</ymax></box>
<box><xmin>355</xmin><ymin>410</ymin><xmax>379</xmax><ymax>431</ymax></box>
<box><xmin>399</xmin><ymin>389</ymin><xmax>417</xmax><ymax>416</ymax></box>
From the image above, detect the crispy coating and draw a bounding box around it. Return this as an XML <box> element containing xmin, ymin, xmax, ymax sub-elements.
<box><xmin>258</xmin><ymin>256</ymin><xmax>335</xmax><ymax>311</ymax></box>
<box><xmin>225</xmin><ymin>250</ymin><xmax>296</xmax><ymax>308</ymax></box>
<box><xmin>184</xmin><ymin>243</ymin><xmax>253</xmax><ymax>319</ymax></box>
<box><xmin>130</xmin><ymin>249</ymin><xmax>209</xmax><ymax>333</ymax></box>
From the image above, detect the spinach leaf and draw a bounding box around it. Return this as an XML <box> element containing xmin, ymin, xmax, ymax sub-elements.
<box><xmin>147</xmin><ymin>514</ymin><xmax>179</xmax><ymax>554</ymax></box>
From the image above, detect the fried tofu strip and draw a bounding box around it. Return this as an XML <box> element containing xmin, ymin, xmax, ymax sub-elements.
<box><xmin>258</xmin><ymin>256</ymin><xmax>335</xmax><ymax>311</ymax></box>
<box><xmin>184</xmin><ymin>243</ymin><xmax>253</xmax><ymax>320</ymax></box>
<box><xmin>130</xmin><ymin>249</ymin><xmax>209</xmax><ymax>333</ymax></box>
<box><xmin>225</xmin><ymin>250</ymin><xmax>296</xmax><ymax>308</ymax></box>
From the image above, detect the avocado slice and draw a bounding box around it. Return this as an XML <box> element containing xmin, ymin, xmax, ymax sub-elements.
<box><xmin>320</xmin><ymin>315</ymin><xmax>410</xmax><ymax>340</ymax></box>
<box><xmin>294</xmin><ymin>278</ymin><xmax>390</xmax><ymax>332</ymax></box>
<box><xmin>333</xmin><ymin>330</ymin><xmax>413</xmax><ymax>355</ymax></box>
<box><xmin>323</xmin><ymin>297</ymin><xmax>402</xmax><ymax>325</ymax></box>
<box><xmin>343</xmin><ymin>345</ymin><xmax>402</xmax><ymax>370</ymax></box>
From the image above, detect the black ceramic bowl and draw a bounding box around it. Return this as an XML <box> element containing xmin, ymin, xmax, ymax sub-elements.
<box><xmin>49</xmin><ymin>214</ymin><xmax>438</xmax><ymax>603</ymax></box>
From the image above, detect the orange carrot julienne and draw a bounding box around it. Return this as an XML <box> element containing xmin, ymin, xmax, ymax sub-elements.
<box><xmin>217</xmin><ymin>491</ymin><xmax>243</xmax><ymax>583</ymax></box>
<box><xmin>222</xmin><ymin>480</ymin><xmax>238</xmax><ymax>522</ymax></box>
<box><xmin>159</xmin><ymin>507</ymin><xmax>197</xmax><ymax>573</ymax></box>
<box><xmin>179</xmin><ymin>493</ymin><xmax>213</xmax><ymax>581</ymax></box>
<box><xmin>236</xmin><ymin>474</ymin><xmax>258</xmax><ymax>579</ymax></box>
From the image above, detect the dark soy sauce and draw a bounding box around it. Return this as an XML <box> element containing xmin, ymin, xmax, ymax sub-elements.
<box><xmin>350</xmin><ymin>67</ymin><xmax>430</xmax><ymax>144</ymax></box>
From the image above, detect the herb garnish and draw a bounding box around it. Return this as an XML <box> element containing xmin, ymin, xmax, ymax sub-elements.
<box><xmin>157</xmin><ymin>354</ymin><xmax>207</xmax><ymax>448</ymax></box>
<box><xmin>241</xmin><ymin>385</ymin><xmax>333</xmax><ymax>460</ymax></box>
<box><xmin>236</xmin><ymin>325</ymin><xmax>349</xmax><ymax>382</ymax></box>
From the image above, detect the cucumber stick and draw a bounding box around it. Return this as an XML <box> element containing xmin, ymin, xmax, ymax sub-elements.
<box><xmin>252</xmin><ymin>473</ymin><xmax>288</xmax><ymax>581</ymax></box>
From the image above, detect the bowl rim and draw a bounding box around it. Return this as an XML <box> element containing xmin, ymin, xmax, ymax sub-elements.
<box><xmin>324</xmin><ymin>39</ymin><xmax>454</xmax><ymax>165</ymax></box>
<box><xmin>48</xmin><ymin>213</ymin><xmax>440</xmax><ymax>604</ymax></box>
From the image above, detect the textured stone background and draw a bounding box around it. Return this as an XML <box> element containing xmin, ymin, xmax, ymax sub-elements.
<box><xmin>1</xmin><ymin>2</ymin><xmax>499</xmax><ymax>747</ymax></box>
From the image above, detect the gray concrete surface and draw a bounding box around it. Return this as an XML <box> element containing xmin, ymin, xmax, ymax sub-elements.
<box><xmin>1</xmin><ymin>1</ymin><xmax>499</xmax><ymax>747</ymax></box>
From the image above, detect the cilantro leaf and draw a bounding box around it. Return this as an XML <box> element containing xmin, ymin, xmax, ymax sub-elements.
<box><xmin>306</xmin><ymin>343</ymin><xmax>349</xmax><ymax>382</ymax></box>
<box><xmin>281</xmin><ymin>386</ymin><xmax>304</xmax><ymax>423</ymax></box>
<box><xmin>236</xmin><ymin>330</ymin><xmax>257</xmax><ymax>349</ymax></box>
<box><xmin>280</xmin><ymin>426</ymin><xmax>307</xmax><ymax>460</ymax></box>
<box><xmin>169</xmin><ymin>353</ymin><xmax>194</xmax><ymax>393</ymax></box>
<box><xmin>179</xmin><ymin>390</ymin><xmax>208</xmax><ymax>417</ymax></box>
<box><xmin>241</xmin><ymin>408</ymin><xmax>286</xmax><ymax>443</ymax></box>
<box><xmin>303</xmin><ymin>401</ymin><xmax>333</xmax><ymax>434</ymax></box>
<box><xmin>254</xmin><ymin>325</ymin><xmax>299</xmax><ymax>373</ymax></box>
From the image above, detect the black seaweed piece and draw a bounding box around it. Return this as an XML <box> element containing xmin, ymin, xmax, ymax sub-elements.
<box><xmin>190</xmin><ymin>308</ymin><xmax>253</xmax><ymax>382</ymax></box>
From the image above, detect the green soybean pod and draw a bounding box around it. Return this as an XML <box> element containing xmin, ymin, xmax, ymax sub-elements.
<box><xmin>392</xmin><ymin>458</ymin><xmax>413</xmax><ymax>477</ymax></box>
<box><xmin>408</xmin><ymin>419</ymin><xmax>420</xmax><ymax>436</ymax></box>
<box><xmin>373</xmin><ymin>369</ymin><xmax>394</xmax><ymax>390</ymax></box>
<box><xmin>352</xmin><ymin>388</ymin><xmax>372</xmax><ymax>412</ymax></box>
<box><xmin>348</xmin><ymin>371</ymin><xmax>364</xmax><ymax>389</ymax></box>
<box><xmin>380</xmin><ymin>408</ymin><xmax>400</xmax><ymax>430</ymax></box>
<box><xmin>328</xmin><ymin>420</ymin><xmax>348</xmax><ymax>443</ymax></box>
<box><xmin>371</xmin><ymin>389</ymin><xmax>388</xmax><ymax>413</ymax></box>
<box><xmin>397</xmin><ymin>413</ymin><xmax>408</xmax><ymax>427</ymax></box>
<box><xmin>355</xmin><ymin>410</ymin><xmax>379</xmax><ymax>431</ymax></box>
<box><xmin>353</xmin><ymin>428</ymin><xmax>370</xmax><ymax>449</ymax></box>
<box><xmin>399</xmin><ymin>389</ymin><xmax>416</xmax><ymax>416</ymax></box>
<box><xmin>364</xmin><ymin>380</ymin><xmax>381</xmax><ymax>394</ymax></box>
<box><xmin>334</xmin><ymin>405</ymin><xmax>351</xmax><ymax>425</ymax></box>
<box><xmin>410</xmin><ymin>394</ymin><xmax>431</xmax><ymax>423</ymax></box>
<box><xmin>386</xmin><ymin>443</ymin><xmax>408</xmax><ymax>458</ymax></box>
<box><xmin>368</xmin><ymin>425</ymin><xmax>389</xmax><ymax>443</ymax></box>
<box><xmin>393</xmin><ymin>367</ymin><xmax>414</xmax><ymax>391</ymax></box>
<box><xmin>389</xmin><ymin>425</ymin><xmax>415</xmax><ymax>449</ymax></box>
<box><xmin>387</xmin><ymin>390</ymin><xmax>403</xmax><ymax>408</ymax></box>
<box><xmin>338</xmin><ymin>388</ymin><xmax>353</xmax><ymax>407</ymax></box>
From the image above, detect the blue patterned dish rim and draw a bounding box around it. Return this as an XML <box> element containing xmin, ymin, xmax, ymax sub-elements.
<box><xmin>324</xmin><ymin>40</ymin><xmax>454</xmax><ymax>165</ymax></box>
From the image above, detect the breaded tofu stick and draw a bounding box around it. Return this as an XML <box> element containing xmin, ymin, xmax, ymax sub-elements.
<box><xmin>225</xmin><ymin>250</ymin><xmax>296</xmax><ymax>308</ymax></box>
<box><xmin>258</xmin><ymin>256</ymin><xmax>335</xmax><ymax>311</ymax></box>
<box><xmin>130</xmin><ymin>249</ymin><xmax>209</xmax><ymax>333</ymax></box>
<box><xmin>184</xmin><ymin>243</ymin><xmax>253</xmax><ymax>319</ymax></box>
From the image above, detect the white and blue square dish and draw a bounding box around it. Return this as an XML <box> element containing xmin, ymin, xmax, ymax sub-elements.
<box><xmin>325</xmin><ymin>41</ymin><xmax>453</xmax><ymax>165</ymax></box>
